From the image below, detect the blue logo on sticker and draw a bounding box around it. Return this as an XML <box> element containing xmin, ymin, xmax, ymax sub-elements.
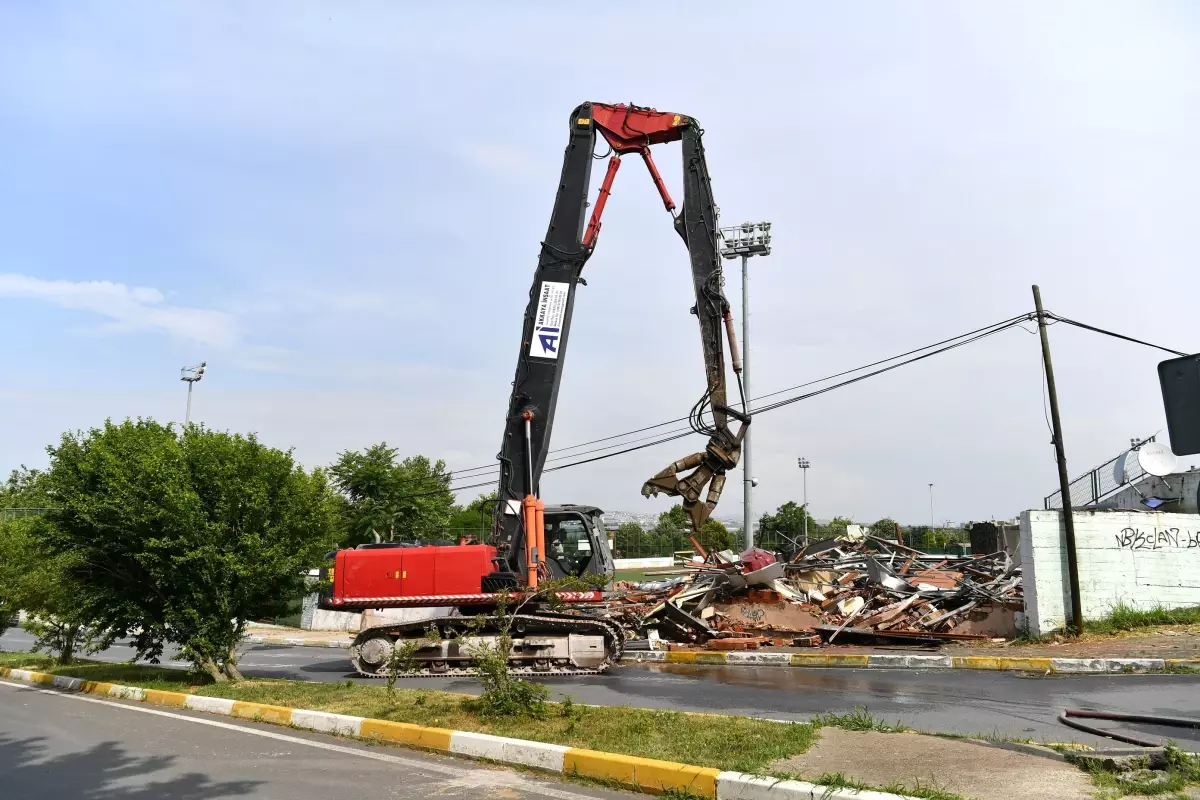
<box><xmin>536</xmin><ymin>327</ymin><xmax>560</xmax><ymax>354</ymax></box>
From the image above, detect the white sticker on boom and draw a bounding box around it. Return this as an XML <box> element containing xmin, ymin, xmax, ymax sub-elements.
<box><xmin>528</xmin><ymin>281</ymin><xmax>569</xmax><ymax>359</ymax></box>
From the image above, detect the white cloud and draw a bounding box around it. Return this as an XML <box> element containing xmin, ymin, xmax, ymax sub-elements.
<box><xmin>0</xmin><ymin>274</ymin><xmax>239</xmax><ymax>347</ymax></box>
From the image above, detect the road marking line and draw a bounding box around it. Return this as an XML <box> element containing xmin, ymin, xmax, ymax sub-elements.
<box><xmin>0</xmin><ymin>680</ymin><xmax>605</xmax><ymax>800</ymax></box>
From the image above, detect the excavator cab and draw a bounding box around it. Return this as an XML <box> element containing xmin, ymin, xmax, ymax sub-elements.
<box><xmin>541</xmin><ymin>504</ymin><xmax>614</xmax><ymax>582</ymax></box>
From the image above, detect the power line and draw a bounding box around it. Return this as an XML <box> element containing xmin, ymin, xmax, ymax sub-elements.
<box><xmin>420</xmin><ymin>311</ymin><xmax>1042</xmax><ymax>487</ymax></box>
<box><xmin>1045</xmin><ymin>313</ymin><xmax>1187</xmax><ymax>357</ymax></box>
<box><xmin>433</xmin><ymin>313</ymin><xmax>1034</xmax><ymax>493</ymax></box>
<box><xmin>753</xmin><ymin>316</ymin><xmax>1032</xmax><ymax>415</ymax></box>
<box><xmin>425</xmin><ymin>310</ymin><xmax>1181</xmax><ymax>498</ymax></box>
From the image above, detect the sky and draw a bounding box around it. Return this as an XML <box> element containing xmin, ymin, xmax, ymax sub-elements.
<box><xmin>2</xmin><ymin>1</ymin><xmax>1198</xmax><ymax>527</ymax></box>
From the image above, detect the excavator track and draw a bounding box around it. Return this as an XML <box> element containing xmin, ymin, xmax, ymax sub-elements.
<box><xmin>348</xmin><ymin>611</ymin><xmax>625</xmax><ymax>679</ymax></box>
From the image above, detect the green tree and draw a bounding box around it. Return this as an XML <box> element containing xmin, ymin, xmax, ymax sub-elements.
<box><xmin>697</xmin><ymin>518</ymin><xmax>733</xmax><ymax>553</ymax></box>
<box><xmin>447</xmin><ymin>492</ymin><xmax>497</xmax><ymax>539</ymax></box>
<box><xmin>650</xmin><ymin>505</ymin><xmax>692</xmax><ymax>557</ymax></box>
<box><xmin>0</xmin><ymin>466</ymin><xmax>52</xmax><ymax>509</ymax></box>
<box><xmin>870</xmin><ymin>518</ymin><xmax>900</xmax><ymax>541</ymax></box>
<box><xmin>612</xmin><ymin>521</ymin><xmax>645</xmax><ymax>558</ymax></box>
<box><xmin>0</xmin><ymin>516</ymin><xmax>113</xmax><ymax>664</ymax></box>
<box><xmin>825</xmin><ymin>516</ymin><xmax>853</xmax><ymax>538</ymax></box>
<box><xmin>37</xmin><ymin>419</ymin><xmax>338</xmax><ymax>682</ymax></box>
<box><xmin>330</xmin><ymin>443</ymin><xmax>453</xmax><ymax>545</ymax></box>
<box><xmin>655</xmin><ymin>504</ymin><xmax>690</xmax><ymax>533</ymax></box>
<box><xmin>758</xmin><ymin>501</ymin><xmax>813</xmax><ymax>540</ymax></box>
<box><xmin>0</xmin><ymin>469</ymin><xmax>56</xmax><ymax>643</ymax></box>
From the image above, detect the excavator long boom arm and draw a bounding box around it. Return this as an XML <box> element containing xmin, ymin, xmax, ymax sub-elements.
<box><xmin>494</xmin><ymin>102</ymin><xmax>747</xmax><ymax>577</ymax></box>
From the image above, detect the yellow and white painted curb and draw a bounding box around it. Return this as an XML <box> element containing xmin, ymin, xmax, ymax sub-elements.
<box><xmin>624</xmin><ymin>650</ymin><xmax>1200</xmax><ymax>674</ymax></box>
<box><xmin>0</xmin><ymin>665</ymin><xmax>918</xmax><ymax>799</ymax></box>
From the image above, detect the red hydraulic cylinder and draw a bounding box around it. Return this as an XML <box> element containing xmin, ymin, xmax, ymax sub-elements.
<box><xmin>638</xmin><ymin>147</ymin><xmax>676</xmax><ymax>213</ymax></box>
<box><xmin>582</xmin><ymin>155</ymin><xmax>621</xmax><ymax>249</ymax></box>
<box><xmin>523</xmin><ymin>495</ymin><xmax>538</xmax><ymax>589</ymax></box>
<box><xmin>534</xmin><ymin>498</ymin><xmax>546</xmax><ymax>578</ymax></box>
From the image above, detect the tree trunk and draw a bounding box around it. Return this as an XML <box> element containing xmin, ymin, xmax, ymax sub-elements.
<box><xmin>223</xmin><ymin>654</ymin><xmax>244</xmax><ymax>682</ymax></box>
<box><xmin>200</xmin><ymin>656</ymin><xmax>228</xmax><ymax>683</ymax></box>
<box><xmin>58</xmin><ymin>625</ymin><xmax>77</xmax><ymax>666</ymax></box>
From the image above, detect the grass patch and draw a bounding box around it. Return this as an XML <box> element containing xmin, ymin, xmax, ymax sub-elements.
<box><xmin>815</xmin><ymin>772</ymin><xmax>966</xmax><ymax>800</ymax></box>
<box><xmin>1081</xmin><ymin>744</ymin><xmax>1200</xmax><ymax>798</ymax></box>
<box><xmin>0</xmin><ymin>651</ymin><xmax>196</xmax><ymax>690</ymax></box>
<box><xmin>0</xmin><ymin>649</ymin><xmax>815</xmax><ymax>774</ymax></box>
<box><xmin>816</xmin><ymin>772</ymin><xmax>873</xmax><ymax>791</ymax></box>
<box><xmin>881</xmin><ymin>780</ymin><xmax>967</xmax><ymax>800</ymax></box>
<box><xmin>1008</xmin><ymin>624</ymin><xmax>1056</xmax><ymax>646</ymax></box>
<box><xmin>1087</xmin><ymin>603</ymin><xmax>1200</xmax><ymax>637</ymax></box>
<box><xmin>1164</xmin><ymin>662</ymin><xmax>1200</xmax><ymax>675</ymax></box>
<box><xmin>613</xmin><ymin>568</ymin><xmax>667</xmax><ymax>584</ymax></box>
<box><xmin>812</xmin><ymin>707</ymin><xmax>910</xmax><ymax>733</ymax></box>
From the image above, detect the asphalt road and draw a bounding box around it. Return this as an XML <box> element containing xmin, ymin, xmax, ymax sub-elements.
<box><xmin>0</xmin><ymin>677</ymin><xmax>638</xmax><ymax>800</ymax></box>
<box><xmin>4</xmin><ymin>629</ymin><xmax>1198</xmax><ymax>749</ymax></box>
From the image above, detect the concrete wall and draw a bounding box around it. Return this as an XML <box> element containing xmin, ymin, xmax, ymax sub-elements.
<box><xmin>1097</xmin><ymin>470</ymin><xmax>1200</xmax><ymax>514</ymax></box>
<box><xmin>1021</xmin><ymin>509</ymin><xmax>1200</xmax><ymax>633</ymax></box>
<box><xmin>613</xmin><ymin>556</ymin><xmax>675</xmax><ymax>570</ymax></box>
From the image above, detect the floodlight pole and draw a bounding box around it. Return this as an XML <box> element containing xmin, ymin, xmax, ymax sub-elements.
<box><xmin>720</xmin><ymin>221</ymin><xmax>771</xmax><ymax>551</ymax></box>
<box><xmin>1033</xmin><ymin>285</ymin><xmax>1084</xmax><ymax>634</ymax></box>
<box><xmin>180</xmin><ymin>361</ymin><xmax>207</xmax><ymax>427</ymax></box>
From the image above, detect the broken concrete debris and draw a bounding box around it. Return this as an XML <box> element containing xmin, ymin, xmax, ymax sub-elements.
<box><xmin>615</xmin><ymin>534</ymin><xmax>1022</xmax><ymax>649</ymax></box>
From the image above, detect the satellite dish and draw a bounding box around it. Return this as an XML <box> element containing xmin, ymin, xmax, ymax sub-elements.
<box><xmin>1138</xmin><ymin>442</ymin><xmax>1179</xmax><ymax>477</ymax></box>
<box><xmin>1114</xmin><ymin>451</ymin><xmax>1130</xmax><ymax>485</ymax></box>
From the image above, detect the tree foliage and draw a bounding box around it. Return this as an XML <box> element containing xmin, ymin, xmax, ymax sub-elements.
<box><xmin>757</xmin><ymin>501</ymin><xmax>815</xmax><ymax>543</ymax></box>
<box><xmin>611</xmin><ymin>521</ymin><xmax>646</xmax><ymax>559</ymax></box>
<box><xmin>447</xmin><ymin>492</ymin><xmax>497</xmax><ymax>538</ymax></box>
<box><xmin>869</xmin><ymin>518</ymin><xmax>900</xmax><ymax>541</ymax></box>
<box><xmin>37</xmin><ymin>419</ymin><xmax>338</xmax><ymax>681</ymax></box>
<box><xmin>0</xmin><ymin>516</ymin><xmax>113</xmax><ymax>664</ymax></box>
<box><xmin>0</xmin><ymin>466</ymin><xmax>52</xmax><ymax>508</ymax></box>
<box><xmin>697</xmin><ymin>518</ymin><xmax>733</xmax><ymax>553</ymax></box>
<box><xmin>330</xmin><ymin>443</ymin><xmax>453</xmax><ymax>545</ymax></box>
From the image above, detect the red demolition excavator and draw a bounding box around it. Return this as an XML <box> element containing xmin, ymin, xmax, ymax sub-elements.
<box><xmin>321</xmin><ymin>102</ymin><xmax>748</xmax><ymax>676</ymax></box>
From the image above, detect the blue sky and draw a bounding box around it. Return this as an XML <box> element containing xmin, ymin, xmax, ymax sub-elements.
<box><xmin>2</xmin><ymin>2</ymin><xmax>1198</xmax><ymax>525</ymax></box>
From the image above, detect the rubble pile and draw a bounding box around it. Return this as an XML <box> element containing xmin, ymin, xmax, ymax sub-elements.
<box><xmin>617</xmin><ymin>533</ymin><xmax>1022</xmax><ymax>650</ymax></box>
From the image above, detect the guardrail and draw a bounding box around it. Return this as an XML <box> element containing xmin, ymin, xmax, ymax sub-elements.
<box><xmin>1043</xmin><ymin>435</ymin><xmax>1155</xmax><ymax>509</ymax></box>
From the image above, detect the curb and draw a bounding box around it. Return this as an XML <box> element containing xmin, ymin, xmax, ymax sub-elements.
<box><xmin>624</xmin><ymin>651</ymin><xmax>1200</xmax><ymax>674</ymax></box>
<box><xmin>0</xmin><ymin>665</ymin><xmax>917</xmax><ymax>799</ymax></box>
<box><xmin>245</xmin><ymin>635</ymin><xmax>352</xmax><ymax>649</ymax></box>
<box><xmin>241</xmin><ymin>637</ymin><xmax>1200</xmax><ymax>675</ymax></box>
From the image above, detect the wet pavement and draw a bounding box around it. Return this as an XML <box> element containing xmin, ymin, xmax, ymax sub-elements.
<box><xmin>4</xmin><ymin>628</ymin><xmax>1198</xmax><ymax>749</ymax></box>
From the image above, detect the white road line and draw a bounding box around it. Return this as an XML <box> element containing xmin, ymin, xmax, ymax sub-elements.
<box><xmin>0</xmin><ymin>680</ymin><xmax>603</xmax><ymax>800</ymax></box>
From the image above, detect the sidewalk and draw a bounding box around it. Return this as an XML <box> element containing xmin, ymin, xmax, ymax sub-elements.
<box><xmin>771</xmin><ymin>728</ymin><xmax>1094</xmax><ymax>800</ymax></box>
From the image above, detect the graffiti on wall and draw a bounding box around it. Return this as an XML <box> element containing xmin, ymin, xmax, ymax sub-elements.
<box><xmin>1114</xmin><ymin>527</ymin><xmax>1200</xmax><ymax>551</ymax></box>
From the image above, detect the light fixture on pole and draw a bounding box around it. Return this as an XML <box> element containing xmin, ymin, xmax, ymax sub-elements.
<box><xmin>928</xmin><ymin>483</ymin><xmax>935</xmax><ymax>531</ymax></box>
<box><xmin>180</xmin><ymin>361</ymin><xmax>207</xmax><ymax>426</ymax></box>
<box><xmin>797</xmin><ymin>457</ymin><xmax>810</xmax><ymax>547</ymax></box>
<box><xmin>720</xmin><ymin>221</ymin><xmax>772</xmax><ymax>549</ymax></box>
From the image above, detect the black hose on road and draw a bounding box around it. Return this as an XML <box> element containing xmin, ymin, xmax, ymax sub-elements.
<box><xmin>1058</xmin><ymin>708</ymin><xmax>1200</xmax><ymax>747</ymax></box>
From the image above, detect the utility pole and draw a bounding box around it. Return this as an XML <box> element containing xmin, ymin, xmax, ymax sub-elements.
<box><xmin>719</xmin><ymin>222</ymin><xmax>771</xmax><ymax>550</ymax></box>
<box><xmin>798</xmin><ymin>457</ymin><xmax>810</xmax><ymax>547</ymax></box>
<box><xmin>180</xmin><ymin>361</ymin><xmax>207</xmax><ymax>426</ymax></box>
<box><xmin>1033</xmin><ymin>285</ymin><xmax>1084</xmax><ymax>634</ymax></box>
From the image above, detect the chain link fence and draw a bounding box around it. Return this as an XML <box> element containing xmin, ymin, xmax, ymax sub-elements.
<box><xmin>0</xmin><ymin>508</ymin><xmax>51</xmax><ymax>521</ymax></box>
<box><xmin>1044</xmin><ymin>434</ymin><xmax>1156</xmax><ymax>509</ymax></box>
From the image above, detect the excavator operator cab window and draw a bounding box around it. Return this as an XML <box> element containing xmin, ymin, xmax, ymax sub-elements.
<box><xmin>544</xmin><ymin>516</ymin><xmax>594</xmax><ymax>578</ymax></box>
